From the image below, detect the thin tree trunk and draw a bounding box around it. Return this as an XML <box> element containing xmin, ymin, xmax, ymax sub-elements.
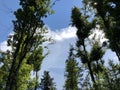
<box><xmin>82</xmin><ymin>41</ymin><xmax>96</xmax><ymax>84</ymax></box>
<box><xmin>87</xmin><ymin>62</ymin><xmax>96</xmax><ymax>84</ymax></box>
<box><xmin>34</xmin><ymin>71</ymin><xmax>38</xmax><ymax>90</ymax></box>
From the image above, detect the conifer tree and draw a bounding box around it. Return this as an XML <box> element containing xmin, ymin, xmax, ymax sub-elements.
<box><xmin>40</xmin><ymin>71</ymin><xmax>56</xmax><ymax>90</ymax></box>
<box><xmin>71</xmin><ymin>6</ymin><xmax>95</xmax><ymax>84</ymax></box>
<box><xmin>82</xmin><ymin>0</ymin><xmax>120</xmax><ymax>61</ymax></box>
<box><xmin>72</xmin><ymin>0</ymin><xmax>120</xmax><ymax>89</ymax></box>
<box><xmin>64</xmin><ymin>46</ymin><xmax>80</xmax><ymax>90</ymax></box>
<box><xmin>71</xmin><ymin>6</ymin><xmax>105</xmax><ymax>89</ymax></box>
<box><xmin>104</xmin><ymin>60</ymin><xmax>120</xmax><ymax>90</ymax></box>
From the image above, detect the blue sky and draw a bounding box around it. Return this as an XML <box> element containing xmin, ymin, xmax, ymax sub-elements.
<box><xmin>0</xmin><ymin>0</ymin><xmax>81</xmax><ymax>42</ymax></box>
<box><xmin>0</xmin><ymin>0</ymin><xmax>20</xmax><ymax>42</ymax></box>
<box><xmin>0</xmin><ymin>0</ymin><xmax>81</xmax><ymax>89</ymax></box>
<box><xmin>0</xmin><ymin>0</ymin><xmax>119</xmax><ymax>90</ymax></box>
<box><xmin>44</xmin><ymin>0</ymin><xmax>82</xmax><ymax>30</ymax></box>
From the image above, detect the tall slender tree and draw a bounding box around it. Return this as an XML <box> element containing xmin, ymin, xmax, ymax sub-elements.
<box><xmin>71</xmin><ymin>6</ymin><xmax>105</xmax><ymax>89</ymax></box>
<box><xmin>3</xmin><ymin>0</ymin><xmax>53</xmax><ymax>90</ymax></box>
<box><xmin>64</xmin><ymin>46</ymin><xmax>80</xmax><ymax>90</ymax></box>
<box><xmin>71</xmin><ymin>6</ymin><xmax>95</xmax><ymax>84</ymax></box>
<box><xmin>71</xmin><ymin>1</ymin><xmax>120</xmax><ymax>89</ymax></box>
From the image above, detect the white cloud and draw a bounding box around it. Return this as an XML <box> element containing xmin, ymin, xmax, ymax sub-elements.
<box><xmin>0</xmin><ymin>26</ymin><xmax>77</xmax><ymax>90</ymax></box>
<box><xmin>40</xmin><ymin>26</ymin><xmax>117</xmax><ymax>90</ymax></box>
<box><xmin>0</xmin><ymin>41</ymin><xmax>11</xmax><ymax>52</ymax></box>
<box><xmin>89</xmin><ymin>26</ymin><xmax>108</xmax><ymax>44</ymax></box>
<box><xmin>0</xmin><ymin>26</ymin><xmax>118</xmax><ymax>90</ymax></box>
<box><xmin>48</xmin><ymin>26</ymin><xmax>77</xmax><ymax>41</ymax></box>
<box><xmin>40</xmin><ymin>26</ymin><xmax>77</xmax><ymax>90</ymax></box>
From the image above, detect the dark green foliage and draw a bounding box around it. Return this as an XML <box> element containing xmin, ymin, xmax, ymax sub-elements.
<box><xmin>90</xmin><ymin>42</ymin><xmax>105</xmax><ymax>62</ymax></box>
<box><xmin>71</xmin><ymin>7</ymin><xmax>92</xmax><ymax>40</ymax></box>
<box><xmin>64</xmin><ymin>46</ymin><xmax>80</xmax><ymax>90</ymax></box>
<box><xmin>71</xmin><ymin>6</ymin><xmax>96</xmax><ymax>85</ymax></box>
<box><xmin>106</xmin><ymin>61</ymin><xmax>120</xmax><ymax>90</ymax></box>
<box><xmin>0</xmin><ymin>0</ymin><xmax>53</xmax><ymax>90</ymax></box>
<box><xmin>0</xmin><ymin>50</ymin><xmax>12</xmax><ymax>90</ymax></box>
<box><xmin>40</xmin><ymin>71</ymin><xmax>56</xmax><ymax>90</ymax></box>
<box><xmin>94</xmin><ymin>60</ymin><xmax>120</xmax><ymax>90</ymax></box>
<box><xmin>71</xmin><ymin>4</ymin><xmax>106</xmax><ymax>89</ymax></box>
<box><xmin>0</xmin><ymin>0</ymin><xmax>120</xmax><ymax>90</ymax></box>
<box><xmin>72</xmin><ymin>0</ymin><xmax>120</xmax><ymax>90</ymax></box>
<box><xmin>84</xmin><ymin>0</ymin><xmax>120</xmax><ymax>61</ymax></box>
<box><xmin>27</xmin><ymin>46</ymin><xmax>44</xmax><ymax>71</ymax></box>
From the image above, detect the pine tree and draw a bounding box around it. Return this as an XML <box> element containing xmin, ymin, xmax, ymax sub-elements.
<box><xmin>40</xmin><ymin>71</ymin><xmax>56</xmax><ymax>90</ymax></box>
<box><xmin>79</xmin><ymin>0</ymin><xmax>120</xmax><ymax>89</ymax></box>
<box><xmin>105</xmin><ymin>60</ymin><xmax>120</xmax><ymax>90</ymax></box>
<box><xmin>72</xmin><ymin>0</ymin><xmax>120</xmax><ymax>89</ymax></box>
<box><xmin>64</xmin><ymin>46</ymin><xmax>80</xmax><ymax>90</ymax></box>
<box><xmin>71</xmin><ymin>6</ymin><xmax>105</xmax><ymax>89</ymax></box>
<box><xmin>83</xmin><ymin>0</ymin><xmax>120</xmax><ymax>61</ymax></box>
<box><xmin>71</xmin><ymin>6</ymin><xmax>95</xmax><ymax>84</ymax></box>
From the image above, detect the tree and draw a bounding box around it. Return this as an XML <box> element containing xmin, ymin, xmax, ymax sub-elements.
<box><xmin>27</xmin><ymin>46</ymin><xmax>46</xmax><ymax>90</ymax></box>
<box><xmin>71</xmin><ymin>6</ymin><xmax>105</xmax><ymax>89</ymax></box>
<box><xmin>0</xmin><ymin>51</ymin><xmax>11</xmax><ymax>90</ymax></box>
<box><xmin>82</xmin><ymin>0</ymin><xmax>120</xmax><ymax>61</ymax></box>
<box><xmin>105</xmin><ymin>60</ymin><xmax>120</xmax><ymax>90</ymax></box>
<box><xmin>71</xmin><ymin>6</ymin><xmax>95</xmax><ymax>84</ymax></box>
<box><xmin>2</xmin><ymin>0</ymin><xmax>53</xmax><ymax>90</ymax></box>
<box><xmin>64</xmin><ymin>46</ymin><xmax>80</xmax><ymax>90</ymax></box>
<box><xmin>40</xmin><ymin>71</ymin><xmax>56</xmax><ymax>90</ymax></box>
<box><xmin>71</xmin><ymin>1</ymin><xmax>120</xmax><ymax>89</ymax></box>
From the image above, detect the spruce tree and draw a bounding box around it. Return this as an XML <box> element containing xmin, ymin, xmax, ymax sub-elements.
<box><xmin>40</xmin><ymin>71</ymin><xmax>56</xmax><ymax>90</ymax></box>
<box><xmin>64</xmin><ymin>46</ymin><xmax>80</xmax><ymax>90</ymax></box>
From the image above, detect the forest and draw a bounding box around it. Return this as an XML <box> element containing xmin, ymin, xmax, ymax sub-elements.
<box><xmin>0</xmin><ymin>0</ymin><xmax>120</xmax><ymax>90</ymax></box>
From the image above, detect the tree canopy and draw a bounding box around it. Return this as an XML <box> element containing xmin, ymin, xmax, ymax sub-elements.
<box><xmin>0</xmin><ymin>0</ymin><xmax>120</xmax><ymax>90</ymax></box>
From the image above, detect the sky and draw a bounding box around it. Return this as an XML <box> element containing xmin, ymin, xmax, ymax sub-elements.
<box><xmin>0</xmin><ymin>0</ymin><xmax>82</xmax><ymax>42</ymax></box>
<box><xmin>0</xmin><ymin>0</ymin><xmax>119</xmax><ymax>90</ymax></box>
<box><xmin>0</xmin><ymin>0</ymin><xmax>81</xmax><ymax>89</ymax></box>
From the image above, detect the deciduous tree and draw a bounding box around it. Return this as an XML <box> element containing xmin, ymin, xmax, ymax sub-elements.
<box><xmin>3</xmin><ymin>0</ymin><xmax>53</xmax><ymax>90</ymax></box>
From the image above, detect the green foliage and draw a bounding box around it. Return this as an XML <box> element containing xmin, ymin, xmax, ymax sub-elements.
<box><xmin>0</xmin><ymin>51</ymin><xmax>12</xmax><ymax>90</ymax></box>
<box><xmin>27</xmin><ymin>78</ymin><xmax>36</xmax><ymax>90</ymax></box>
<box><xmin>0</xmin><ymin>0</ymin><xmax>53</xmax><ymax>90</ymax></box>
<box><xmin>90</xmin><ymin>42</ymin><xmax>105</xmax><ymax>62</ymax></box>
<box><xmin>92</xmin><ymin>60</ymin><xmax>120</xmax><ymax>90</ymax></box>
<box><xmin>71</xmin><ymin>3</ymin><xmax>106</xmax><ymax>90</ymax></box>
<box><xmin>105</xmin><ymin>60</ymin><xmax>120</xmax><ymax>90</ymax></box>
<box><xmin>84</xmin><ymin>0</ymin><xmax>120</xmax><ymax>61</ymax></box>
<box><xmin>73</xmin><ymin>0</ymin><xmax>120</xmax><ymax>90</ymax></box>
<box><xmin>40</xmin><ymin>71</ymin><xmax>56</xmax><ymax>90</ymax></box>
<box><xmin>16</xmin><ymin>60</ymin><xmax>33</xmax><ymax>90</ymax></box>
<box><xmin>64</xmin><ymin>46</ymin><xmax>80</xmax><ymax>90</ymax></box>
<box><xmin>71</xmin><ymin>7</ymin><xmax>92</xmax><ymax>40</ymax></box>
<box><xmin>27</xmin><ymin>46</ymin><xmax>44</xmax><ymax>71</ymax></box>
<box><xmin>0</xmin><ymin>0</ymin><xmax>120</xmax><ymax>90</ymax></box>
